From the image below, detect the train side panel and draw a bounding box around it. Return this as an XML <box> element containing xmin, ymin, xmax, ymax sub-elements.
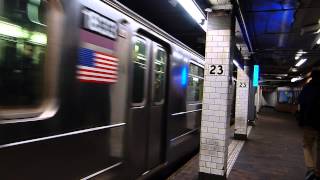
<box><xmin>0</xmin><ymin>0</ymin><xmax>131</xmax><ymax>179</ymax></box>
<box><xmin>0</xmin><ymin>0</ymin><xmax>204</xmax><ymax>179</ymax></box>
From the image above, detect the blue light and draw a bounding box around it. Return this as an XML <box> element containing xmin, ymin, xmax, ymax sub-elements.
<box><xmin>253</xmin><ymin>65</ymin><xmax>259</xmax><ymax>87</ymax></box>
<box><xmin>181</xmin><ymin>66</ymin><xmax>188</xmax><ymax>88</ymax></box>
<box><xmin>252</xmin><ymin>1</ymin><xmax>295</xmax><ymax>47</ymax></box>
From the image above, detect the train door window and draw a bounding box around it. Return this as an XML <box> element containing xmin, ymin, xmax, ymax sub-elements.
<box><xmin>187</xmin><ymin>63</ymin><xmax>204</xmax><ymax>102</ymax></box>
<box><xmin>0</xmin><ymin>1</ymin><xmax>48</xmax><ymax>113</ymax></box>
<box><xmin>153</xmin><ymin>45</ymin><xmax>166</xmax><ymax>104</ymax></box>
<box><xmin>131</xmin><ymin>37</ymin><xmax>147</xmax><ymax>104</ymax></box>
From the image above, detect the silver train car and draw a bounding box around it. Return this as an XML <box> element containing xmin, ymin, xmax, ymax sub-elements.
<box><xmin>0</xmin><ymin>0</ymin><xmax>204</xmax><ymax>179</ymax></box>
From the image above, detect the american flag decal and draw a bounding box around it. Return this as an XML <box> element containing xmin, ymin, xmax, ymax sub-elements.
<box><xmin>77</xmin><ymin>48</ymin><xmax>118</xmax><ymax>83</ymax></box>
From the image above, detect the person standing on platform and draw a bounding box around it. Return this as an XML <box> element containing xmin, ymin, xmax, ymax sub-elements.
<box><xmin>299</xmin><ymin>67</ymin><xmax>320</xmax><ymax>180</ymax></box>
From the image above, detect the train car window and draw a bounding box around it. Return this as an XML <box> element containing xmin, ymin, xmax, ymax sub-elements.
<box><xmin>187</xmin><ymin>63</ymin><xmax>204</xmax><ymax>102</ymax></box>
<box><xmin>132</xmin><ymin>37</ymin><xmax>147</xmax><ymax>104</ymax></box>
<box><xmin>0</xmin><ymin>0</ymin><xmax>47</xmax><ymax>109</ymax></box>
<box><xmin>153</xmin><ymin>46</ymin><xmax>166</xmax><ymax>104</ymax></box>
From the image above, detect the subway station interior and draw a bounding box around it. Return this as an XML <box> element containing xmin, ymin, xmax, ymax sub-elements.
<box><xmin>0</xmin><ymin>0</ymin><xmax>320</xmax><ymax>179</ymax></box>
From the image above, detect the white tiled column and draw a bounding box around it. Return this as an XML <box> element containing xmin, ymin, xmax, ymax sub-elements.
<box><xmin>199</xmin><ymin>10</ymin><xmax>234</xmax><ymax>180</ymax></box>
<box><xmin>234</xmin><ymin>67</ymin><xmax>250</xmax><ymax>139</ymax></box>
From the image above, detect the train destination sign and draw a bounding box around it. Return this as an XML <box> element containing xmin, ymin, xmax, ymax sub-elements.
<box><xmin>82</xmin><ymin>8</ymin><xmax>118</xmax><ymax>39</ymax></box>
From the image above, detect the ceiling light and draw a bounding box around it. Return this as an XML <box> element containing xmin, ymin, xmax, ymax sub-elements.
<box><xmin>277</xmin><ymin>74</ymin><xmax>288</xmax><ymax>77</ymax></box>
<box><xmin>297</xmin><ymin>50</ymin><xmax>307</xmax><ymax>54</ymax></box>
<box><xmin>176</xmin><ymin>0</ymin><xmax>207</xmax><ymax>31</ymax></box>
<box><xmin>295</xmin><ymin>56</ymin><xmax>300</xmax><ymax>60</ymax></box>
<box><xmin>233</xmin><ymin>59</ymin><xmax>240</xmax><ymax>69</ymax></box>
<box><xmin>295</xmin><ymin>58</ymin><xmax>307</xmax><ymax>67</ymax></box>
<box><xmin>291</xmin><ymin>67</ymin><xmax>298</xmax><ymax>72</ymax></box>
<box><xmin>291</xmin><ymin>76</ymin><xmax>303</xmax><ymax>82</ymax></box>
<box><xmin>317</xmin><ymin>37</ymin><xmax>320</xmax><ymax>45</ymax></box>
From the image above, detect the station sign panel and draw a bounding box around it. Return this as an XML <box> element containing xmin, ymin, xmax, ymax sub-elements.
<box><xmin>209</xmin><ymin>64</ymin><xmax>225</xmax><ymax>75</ymax></box>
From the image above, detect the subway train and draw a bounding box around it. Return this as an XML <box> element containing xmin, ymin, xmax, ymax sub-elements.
<box><xmin>0</xmin><ymin>0</ymin><xmax>204</xmax><ymax>179</ymax></box>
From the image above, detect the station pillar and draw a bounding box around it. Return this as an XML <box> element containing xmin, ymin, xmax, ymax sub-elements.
<box><xmin>199</xmin><ymin>7</ymin><xmax>234</xmax><ymax>180</ymax></box>
<box><xmin>234</xmin><ymin>66</ymin><xmax>250</xmax><ymax>140</ymax></box>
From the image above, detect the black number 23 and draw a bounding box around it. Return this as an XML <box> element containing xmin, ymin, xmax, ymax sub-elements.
<box><xmin>210</xmin><ymin>65</ymin><xmax>223</xmax><ymax>75</ymax></box>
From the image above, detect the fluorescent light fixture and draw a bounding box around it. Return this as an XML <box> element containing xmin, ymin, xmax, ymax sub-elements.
<box><xmin>291</xmin><ymin>76</ymin><xmax>303</xmax><ymax>82</ymax></box>
<box><xmin>233</xmin><ymin>59</ymin><xmax>240</xmax><ymax>69</ymax></box>
<box><xmin>317</xmin><ymin>37</ymin><xmax>320</xmax><ymax>45</ymax></box>
<box><xmin>176</xmin><ymin>0</ymin><xmax>207</xmax><ymax>31</ymax></box>
<box><xmin>276</xmin><ymin>74</ymin><xmax>288</xmax><ymax>79</ymax></box>
<box><xmin>253</xmin><ymin>65</ymin><xmax>260</xmax><ymax>87</ymax></box>
<box><xmin>291</xmin><ymin>67</ymin><xmax>298</xmax><ymax>72</ymax></box>
<box><xmin>290</xmin><ymin>78</ymin><xmax>297</xmax><ymax>82</ymax></box>
<box><xmin>297</xmin><ymin>50</ymin><xmax>307</xmax><ymax>54</ymax></box>
<box><xmin>295</xmin><ymin>53</ymin><xmax>301</xmax><ymax>59</ymax></box>
<box><xmin>295</xmin><ymin>58</ymin><xmax>307</xmax><ymax>67</ymax></box>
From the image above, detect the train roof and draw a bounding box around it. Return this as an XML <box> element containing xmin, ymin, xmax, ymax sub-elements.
<box><xmin>102</xmin><ymin>0</ymin><xmax>205</xmax><ymax>61</ymax></box>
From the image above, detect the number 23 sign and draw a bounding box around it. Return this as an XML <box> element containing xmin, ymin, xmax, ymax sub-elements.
<box><xmin>209</xmin><ymin>65</ymin><xmax>224</xmax><ymax>75</ymax></box>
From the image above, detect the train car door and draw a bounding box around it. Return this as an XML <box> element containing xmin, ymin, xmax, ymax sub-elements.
<box><xmin>129</xmin><ymin>36</ymin><xmax>167</xmax><ymax>176</ymax></box>
<box><xmin>147</xmin><ymin>43</ymin><xmax>167</xmax><ymax>169</ymax></box>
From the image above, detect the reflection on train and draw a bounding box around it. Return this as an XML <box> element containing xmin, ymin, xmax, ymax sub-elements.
<box><xmin>0</xmin><ymin>0</ymin><xmax>204</xmax><ymax>179</ymax></box>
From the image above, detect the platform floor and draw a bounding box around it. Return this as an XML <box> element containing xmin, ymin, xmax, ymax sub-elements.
<box><xmin>229</xmin><ymin>108</ymin><xmax>306</xmax><ymax>180</ymax></box>
<box><xmin>167</xmin><ymin>108</ymin><xmax>306</xmax><ymax>180</ymax></box>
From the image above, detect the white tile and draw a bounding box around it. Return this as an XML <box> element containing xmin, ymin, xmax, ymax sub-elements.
<box><xmin>200</xmin><ymin>166</ymin><xmax>211</xmax><ymax>173</ymax></box>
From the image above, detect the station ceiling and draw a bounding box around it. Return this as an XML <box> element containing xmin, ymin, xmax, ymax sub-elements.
<box><xmin>116</xmin><ymin>0</ymin><xmax>320</xmax><ymax>86</ymax></box>
<box><xmin>239</xmin><ymin>0</ymin><xmax>320</xmax><ymax>86</ymax></box>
